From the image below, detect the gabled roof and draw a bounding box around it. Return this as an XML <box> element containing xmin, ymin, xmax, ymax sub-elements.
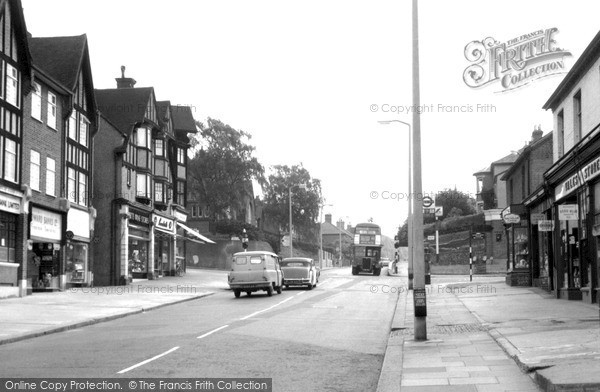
<box><xmin>321</xmin><ymin>221</ymin><xmax>352</xmax><ymax>237</ymax></box>
<box><xmin>171</xmin><ymin>105</ymin><xmax>197</xmax><ymax>133</ymax></box>
<box><xmin>29</xmin><ymin>35</ymin><xmax>87</xmax><ymax>91</ymax></box>
<box><xmin>95</xmin><ymin>87</ymin><xmax>154</xmax><ymax>134</ymax></box>
<box><xmin>543</xmin><ymin>30</ymin><xmax>600</xmax><ymax>111</ymax></box>
<box><xmin>3</xmin><ymin>0</ymin><xmax>32</xmax><ymax>76</ymax></box>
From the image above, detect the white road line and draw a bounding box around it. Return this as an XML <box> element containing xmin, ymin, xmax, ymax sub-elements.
<box><xmin>296</xmin><ymin>291</ymin><xmax>306</xmax><ymax>296</ymax></box>
<box><xmin>117</xmin><ymin>346</ymin><xmax>179</xmax><ymax>374</ymax></box>
<box><xmin>239</xmin><ymin>295</ymin><xmax>296</xmax><ymax>320</ymax></box>
<box><xmin>197</xmin><ymin>325</ymin><xmax>229</xmax><ymax>339</ymax></box>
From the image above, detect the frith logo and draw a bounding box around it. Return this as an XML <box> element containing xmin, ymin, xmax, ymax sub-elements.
<box><xmin>463</xmin><ymin>28</ymin><xmax>572</xmax><ymax>92</ymax></box>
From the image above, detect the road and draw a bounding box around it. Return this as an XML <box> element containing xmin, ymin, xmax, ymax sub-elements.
<box><xmin>0</xmin><ymin>267</ymin><xmax>403</xmax><ymax>392</ymax></box>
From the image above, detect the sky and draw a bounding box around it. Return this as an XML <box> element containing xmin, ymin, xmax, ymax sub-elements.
<box><xmin>21</xmin><ymin>0</ymin><xmax>600</xmax><ymax>238</ymax></box>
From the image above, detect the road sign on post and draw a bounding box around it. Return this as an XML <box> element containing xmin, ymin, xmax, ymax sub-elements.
<box><xmin>435</xmin><ymin>206</ymin><xmax>443</xmax><ymax>217</ymax></box>
<box><xmin>422</xmin><ymin>196</ymin><xmax>434</xmax><ymax>208</ymax></box>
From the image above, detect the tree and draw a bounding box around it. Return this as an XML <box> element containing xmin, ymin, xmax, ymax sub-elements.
<box><xmin>261</xmin><ymin>165</ymin><xmax>323</xmax><ymax>242</ymax></box>
<box><xmin>188</xmin><ymin>118</ymin><xmax>266</xmax><ymax>219</ymax></box>
<box><xmin>424</xmin><ymin>188</ymin><xmax>476</xmax><ymax>224</ymax></box>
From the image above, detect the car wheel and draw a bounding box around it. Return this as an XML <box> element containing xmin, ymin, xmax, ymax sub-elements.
<box><xmin>267</xmin><ymin>285</ymin><xmax>273</xmax><ymax>296</ymax></box>
<box><xmin>352</xmin><ymin>266</ymin><xmax>358</xmax><ymax>275</ymax></box>
<box><xmin>246</xmin><ymin>291</ymin><xmax>252</xmax><ymax>296</ymax></box>
<box><xmin>276</xmin><ymin>284</ymin><xmax>282</xmax><ymax>294</ymax></box>
<box><xmin>234</xmin><ymin>289</ymin><xmax>241</xmax><ymax>298</ymax></box>
<box><xmin>307</xmin><ymin>284</ymin><xmax>313</xmax><ymax>290</ymax></box>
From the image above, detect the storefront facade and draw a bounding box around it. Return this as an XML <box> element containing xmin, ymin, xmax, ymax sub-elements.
<box><xmin>547</xmin><ymin>149</ymin><xmax>600</xmax><ymax>303</ymax></box>
<box><xmin>0</xmin><ymin>187</ymin><xmax>26</xmax><ymax>295</ymax></box>
<box><xmin>524</xmin><ymin>188</ymin><xmax>554</xmax><ymax>292</ymax></box>
<box><xmin>127</xmin><ymin>205</ymin><xmax>152</xmax><ymax>280</ymax></box>
<box><xmin>152</xmin><ymin>213</ymin><xmax>175</xmax><ymax>277</ymax></box>
<box><xmin>65</xmin><ymin>206</ymin><xmax>95</xmax><ymax>287</ymax></box>
<box><xmin>28</xmin><ymin>205</ymin><xmax>64</xmax><ymax>292</ymax></box>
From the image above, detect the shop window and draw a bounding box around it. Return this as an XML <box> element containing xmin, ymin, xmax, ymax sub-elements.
<box><xmin>66</xmin><ymin>243</ymin><xmax>87</xmax><ymax>284</ymax></box>
<box><xmin>0</xmin><ymin>211</ymin><xmax>16</xmax><ymax>262</ymax></box>
<box><xmin>128</xmin><ymin>237</ymin><xmax>149</xmax><ymax>277</ymax></box>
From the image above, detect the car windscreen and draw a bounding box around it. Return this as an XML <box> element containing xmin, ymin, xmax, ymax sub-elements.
<box><xmin>281</xmin><ymin>262</ymin><xmax>309</xmax><ymax>267</ymax></box>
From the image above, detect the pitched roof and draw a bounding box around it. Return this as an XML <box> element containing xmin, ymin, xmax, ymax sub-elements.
<box><xmin>492</xmin><ymin>152</ymin><xmax>519</xmax><ymax>166</ymax></box>
<box><xmin>543</xmin><ymin>29</ymin><xmax>600</xmax><ymax>111</ymax></box>
<box><xmin>95</xmin><ymin>87</ymin><xmax>154</xmax><ymax>134</ymax></box>
<box><xmin>473</xmin><ymin>166</ymin><xmax>491</xmax><ymax>176</ymax></box>
<box><xmin>29</xmin><ymin>35</ymin><xmax>87</xmax><ymax>91</ymax></box>
<box><xmin>321</xmin><ymin>221</ymin><xmax>352</xmax><ymax>237</ymax></box>
<box><xmin>171</xmin><ymin>105</ymin><xmax>197</xmax><ymax>133</ymax></box>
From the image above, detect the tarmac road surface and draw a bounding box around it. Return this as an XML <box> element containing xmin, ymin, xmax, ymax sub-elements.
<box><xmin>0</xmin><ymin>267</ymin><xmax>400</xmax><ymax>392</ymax></box>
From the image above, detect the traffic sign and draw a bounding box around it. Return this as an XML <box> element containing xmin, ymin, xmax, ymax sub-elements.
<box><xmin>427</xmin><ymin>235</ymin><xmax>435</xmax><ymax>240</ymax></box>
<box><xmin>435</xmin><ymin>206</ymin><xmax>443</xmax><ymax>217</ymax></box>
<box><xmin>422</xmin><ymin>196</ymin><xmax>434</xmax><ymax>208</ymax></box>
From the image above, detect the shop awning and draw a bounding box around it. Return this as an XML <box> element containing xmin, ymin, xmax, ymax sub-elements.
<box><xmin>176</xmin><ymin>222</ymin><xmax>216</xmax><ymax>244</ymax></box>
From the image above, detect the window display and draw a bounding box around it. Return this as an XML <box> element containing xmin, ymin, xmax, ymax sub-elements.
<box><xmin>66</xmin><ymin>243</ymin><xmax>88</xmax><ymax>284</ymax></box>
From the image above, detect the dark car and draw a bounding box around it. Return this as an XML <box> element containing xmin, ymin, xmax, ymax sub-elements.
<box><xmin>281</xmin><ymin>257</ymin><xmax>320</xmax><ymax>290</ymax></box>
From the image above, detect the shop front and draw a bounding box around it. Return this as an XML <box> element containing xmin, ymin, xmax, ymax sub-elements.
<box><xmin>28</xmin><ymin>206</ymin><xmax>64</xmax><ymax>292</ymax></box>
<box><xmin>152</xmin><ymin>213</ymin><xmax>175</xmax><ymax>277</ymax></box>
<box><xmin>551</xmin><ymin>153</ymin><xmax>599</xmax><ymax>303</ymax></box>
<box><xmin>65</xmin><ymin>207</ymin><xmax>94</xmax><ymax>287</ymax></box>
<box><xmin>504</xmin><ymin>205</ymin><xmax>531</xmax><ymax>286</ymax></box>
<box><xmin>525</xmin><ymin>190</ymin><xmax>554</xmax><ymax>292</ymax></box>
<box><xmin>0</xmin><ymin>189</ymin><xmax>22</xmax><ymax>290</ymax></box>
<box><xmin>128</xmin><ymin>208</ymin><xmax>151</xmax><ymax>280</ymax></box>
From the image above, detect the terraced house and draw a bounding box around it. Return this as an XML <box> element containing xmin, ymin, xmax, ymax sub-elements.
<box><xmin>93</xmin><ymin>69</ymin><xmax>204</xmax><ymax>286</ymax></box>
<box><xmin>0</xmin><ymin>0</ymin><xmax>31</xmax><ymax>297</ymax></box>
<box><xmin>23</xmin><ymin>34</ymin><xmax>97</xmax><ymax>293</ymax></box>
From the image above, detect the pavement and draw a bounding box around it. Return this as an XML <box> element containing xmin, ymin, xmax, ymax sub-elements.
<box><xmin>378</xmin><ymin>263</ymin><xmax>600</xmax><ymax>392</ymax></box>
<box><xmin>0</xmin><ymin>268</ymin><xmax>223</xmax><ymax>346</ymax></box>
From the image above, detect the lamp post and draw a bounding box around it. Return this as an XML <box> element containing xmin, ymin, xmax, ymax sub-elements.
<box><xmin>289</xmin><ymin>184</ymin><xmax>307</xmax><ymax>257</ymax></box>
<box><xmin>411</xmin><ymin>0</ymin><xmax>427</xmax><ymax>341</ymax></box>
<box><xmin>378</xmin><ymin>119</ymin><xmax>413</xmax><ymax>290</ymax></box>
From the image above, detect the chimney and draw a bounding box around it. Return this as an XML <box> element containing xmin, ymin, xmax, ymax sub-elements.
<box><xmin>337</xmin><ymin>219</ymin><xmax>345</xmax><ymax>230</ymax></box>
<box><xmin>346</xmin><ymin>224</ymin><xmax>353</xmax><ymax>233</ymax></box>
<box><xmin>531</xmin><ymin>125</ymin><xmax>543</xmax><ymax>143</ymax></box>
<box><xmin>115</xmin><ymin>65</ymin><xmax>136</xmax><ymax>89</ymax></box>
<box><xmin>325</xmin><ymin>214</ymin><xmax>332</xmax><ymax>224</ymax></box>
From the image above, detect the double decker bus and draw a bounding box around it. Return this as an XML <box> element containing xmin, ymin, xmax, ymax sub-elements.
<box><xmin>351</xmin><ymin>222</ymin><xmax>383</xmax><ymax>276</ymax></box>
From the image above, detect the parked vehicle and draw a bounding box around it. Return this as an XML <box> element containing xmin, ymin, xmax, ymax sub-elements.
<box><xmin>228</xmin><ymin>251</ymin><xmax>284</xmax><ymax>298</ymax></box>
<box><xmin>281</xmin><ymin>257</ymin><xmax>320</xmax><ymax>290</ymax></box>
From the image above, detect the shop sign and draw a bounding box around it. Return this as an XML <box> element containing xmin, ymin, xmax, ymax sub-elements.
<box><xmin>530</xmin><ymin>213</ymin><xmax>545</xmax><ymax>224</ymax></box>
<box><xmin>503</xmin><ymin>213</ymin><xmax>520</xmax><ymax>224</ymax></box>
<box><xmin>558</xmin><ymin>204</ymin><xmax>578</xmax><ymax>220</ymax></box>
<box><xmin>538</xmin><ymin>220</ymin><xmax>554</xmax><ymax>231</ymax></box>
<box><xmin>153</xmin><ymin>215</ymin><xmax>174</xmax><ymax>234</ymax></box>
<box><xmin>130</xmin><ymin>210</ymin><xmax>150</xmax><ymax>225</ymax></box>
<box><xmin>67</xmin><ymin>208</ymin><xmax>90</xmax><ymax>239</ymax></box>
<box><xmin>0</xmin><ymin>192</ymin><xmax>20</xmax><ymax>214</ymax></box>
<box><xmin>555</xmin><ymin>155</ymin><xmax>600</xmax><ymax>200</ymax></box>
<box><xmin>173</xmin><ymin>209</ymin><xmax>187</xmax><ymax>222</ymax></box>
<box><xmin>31</xmin><ymin>207</ymin><xmax>62</xmax><ymax>241</ymax></box>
